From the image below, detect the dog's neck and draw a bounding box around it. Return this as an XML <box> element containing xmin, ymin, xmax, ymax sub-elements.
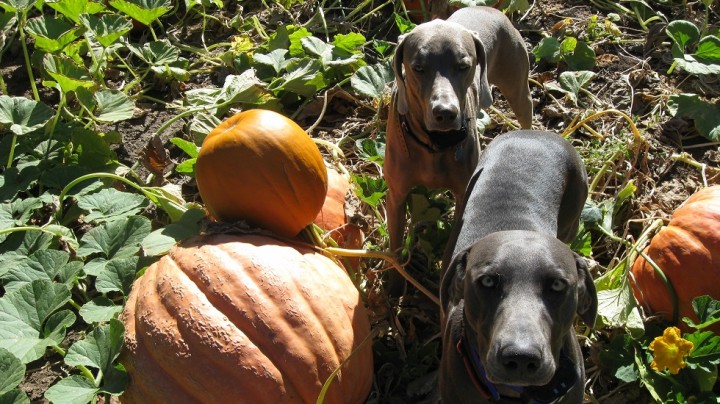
<box><xmin>457</xmin><ymin>308</ymin><xmax>579</xmax><ymax>403</ymax></box>
<box><xmin>398</xmin><ymin>113</ymin><xmax>471</xmax><ymax>153</ymax></box>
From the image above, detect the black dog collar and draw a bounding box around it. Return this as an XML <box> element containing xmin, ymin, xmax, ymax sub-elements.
<box><xmin>456</xmin><ymin>314</ymin><xmax>579</xmax><ymax>403</ymax></box>
<box><xmin>399</xmin><ymin>114</ymin><xmax>470</xmax><ymax>153</ymax></box>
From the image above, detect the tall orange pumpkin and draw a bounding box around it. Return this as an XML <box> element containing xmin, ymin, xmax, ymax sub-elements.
<box><xmin>121</xmin><ymin>234</ymin><xmax>373</xmax><ymax>403</ymax></box>
<box><xmin>631</xmin><ymin>185</ymin><xmax>720</xmax><ymax>331</ymax></box>
<box><xmin>195</xmin><ymin>109</ymin><xmax>328</xmax><ymax>238</ymax></box>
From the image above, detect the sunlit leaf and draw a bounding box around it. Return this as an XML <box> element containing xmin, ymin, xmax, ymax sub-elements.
<box><xmin>0</xmin><ymin>96</ymin><xmax>54</xmax><ymax>136</ymax></box>
<box><xmin>351</xmin><ymin>61</ymin><xmax>393</xmax><ymax>100</ymax></box>
<box><xmin>253</xmin><ymin>49</ymin><xmax>289</xmax><ymax>74</ymax></box>
<box><xmin>25</xmin><ymin>15</ymin><xmax>82</xmax><ymax>52</ymax></box>
<box><xmin>45</xmin><ymin>375</ymin><xmax>98</xmax><ymax>404</ymax></box>
<box><xmin>95</xmin><ymin>256</ymin><xmax>138</xmax><ymax>294</ymax></box>
<box><xmin>43</xmin><ymin>54</ymin><xmax>95</xmax><ymax>94</ymax></box>
<box><xmin>666</xmin><ymin>20</ymin><xmax>700</xmax><ymax>52</ymax></box>
<box><xmin>141</xmin><ymin>207</ymin><xmax>204</xmax><ymax>256</ymax></box>
<box><xmin>0</xmin><ymin>0</ymin><xmax>34</xmax><ymax>12</ymax></box>
<box><xmin>93</xmin><ymin>90</ymin><xmax>135</xmax><ymax>123</ymax></box>
<box><xmin>79</xmin><ymin>13</ymin><xmax>132</xmax><ymax>47</ymax></box>
<box><xmin>79</xmin><ymin>297</ymin><xmax>123</xmax><ymax>324</ymax></box>
<box><xmin>109</xmin><ymin>0</ymin><xmax>171</xmax><ymax>26</ymax></box>
<box><xmin>77</xmin><ymin>188</ymin><xmax>147</xmax><ymax>224</ymax></box>
<box><xmin>533</xmin><ymin>37</ymin><xmax>562</xmax><ymax>63</ymax></box>
<box><xmin>77</xmin><ymin>215</ymin><xmax>151</xmax><ymax>260</ymax></box>
<box><xmin>45</xmin><ymin>0</ymin><xmax>106</xmax><ymax>24</ymax></box>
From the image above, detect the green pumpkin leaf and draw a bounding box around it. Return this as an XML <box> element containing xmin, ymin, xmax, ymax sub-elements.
<box><xmin>253</xmin><ymin>49</ymin><xmax>289</xmax><ymax>74</ymax></box>
<box><xmin>44</xmin><ymin>375</ymin><xmax>99</xmax><ymax>404</ymax></box>
<box><xmin>43</xmin><ymin>310</ymin><xmax>76</xmax><ymax>346</ymax></box>
<box><xmin>666</xmin><ymin>20</ymin><xmax>700</xmax><ymax>52</ymax></box>
<box><xmin>93</xmin><ymin>89</ymin><xmax>135</xmax><ymax>123</ymax></box>
<box><xmin>694</xmin><ymin>35</ymin><xmax>720</xmax><ymax>64</ymax></box>
<box><xmin>95</xmin><ymin>256</ymin><xmax>138</xmax><ymax>294</ymax></box>
<box><xmin>2</xmin><ymin>250</ymin><xmax>70</xmax><ymax>292</ymax></box>
<box><xmin>668</xmin><ymin>93</ymin><xmax>720</xmax><ymax>141</ymax></box>
<box><xmin>77</xmin><ymin>188</ymin><xmax>147</xmax><ymax>224</ymax></box>
<box><xmin>533</xmin><ymin>37</ymin><xmax>562</xmax><ymax>64</ymax></box>
<box><xmin>141</xmin><ymin>206</ymin><xmax>204</xmax><ymax>256</ymax></box>
<box><xmin>0</xmin><ymin>96</ymin><xmax>54</xmax><ymax>136</ymax></box>
<box><xmin>65</xmin><ymin>319</ymin><xmax>124</xmax><ymax>375</ymax></box>
<box><xmin>0</xmin><ymin>0</ymin><xmax>34</xmax><ymax>12</ymax></box>
<box><xmin>562</xmin><ymin>39</ymin><xmax>596</xmax><ymax>71</ymax></box>
<box><xmin>77</xmin><ymin>215</ymin><xmax>151</xmax><ymax>261</ymax></box>
<box><xmin>351</xmin><ymin>61</ymin><xmax>393</xmax><ymax>100</ymax></box>
<box><xmin>0</xmin><ymin>280</ymin><xmax>72</xmax><ymax>363</ymax></box>
<box><xmin>0</xmin><ymin>348</ymin><xmax>25</xmax><ymax>395</ymax></box>
<box><xmin>79</xmin><ymin>13</ymin><xmax>133</xmax><ymax>48</ymax></box>
<box><xmin>109</xmin><ymin>0</ymin><xmax>171</xmax><ymax>26</ymax></box>
<box><xmin>45</xmin><ymin>0</ymin><xmax>106</xmax><ymax>24</ymax></box>
<box><xmin>25</xmin><ymin>15</ymin><xmax>82</xmax><ymax>52</ymax></box>
<box><xmin>43</xmin><ymin>54</ymin><xmax>96</xmax><ymax>94</ymax></box>
<box><xmin>79</xmin><ymin>297</ymin><xmax>123</xmax><ymax>323</ymax></box>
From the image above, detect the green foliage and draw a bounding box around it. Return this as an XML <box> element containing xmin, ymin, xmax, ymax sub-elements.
<box><xmin>666</xmin><ymin>20</ymin><xmax>720</xmax><ymax>75</ymax></box>
<box><xmin>668</xmin><ymin>93</ymin><xmax>720</xmax><ymax>141</ymax></box>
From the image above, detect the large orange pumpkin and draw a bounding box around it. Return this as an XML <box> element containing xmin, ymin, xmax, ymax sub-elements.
<box><xmin>121</xmin><ymin>234</ymin><xmax>373</xmax><ymax>403</ymax></box>
<box><xmin>195</xmin><ymin>109</ymin><xmax>328</xmax><ymax>238</ymax></box>
<box><xmin>631</xmin><ymin>185</ymin><xmax>720</xmax><ymax>331</ymax></box>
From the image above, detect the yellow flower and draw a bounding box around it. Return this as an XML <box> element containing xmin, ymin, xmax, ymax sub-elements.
<box><xmin>649</xmin><ymin>326</ymin><xmax>694</xmax><ymax>374</ymax></box>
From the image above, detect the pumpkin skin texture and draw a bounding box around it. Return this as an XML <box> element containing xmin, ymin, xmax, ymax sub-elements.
<box><xmin>631</xmin><ymin>186</ymin><xmax>720</xmax><ymax>332</ymax></box>
<box><xmin>120</xmin><ymin>234</ymin><xmax>373</xmax><ymax>404</ymax></box>
<box><xmin>195</xmin><ymin>109</ymin><xmax>328</xmax><ymax>238</ymax></box>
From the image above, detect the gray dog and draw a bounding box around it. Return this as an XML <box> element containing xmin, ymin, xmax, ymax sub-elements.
<box><xmin>440</xmin><ymin>130</ymin><xmax>597</xmax><ymax>403</ymax></box>
<box><xmin>385</xmin><ymin>6</ymin><xmax>533</xmax><ymax>259</ymax></box>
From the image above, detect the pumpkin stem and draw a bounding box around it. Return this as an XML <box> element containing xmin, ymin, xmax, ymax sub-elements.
<box><xmin>325</xmin><ymin>247</ymin><xmax>440</xmax><ymax>306</ymax></box>
<box><xmin>561</xmin><ymin>109</ymin><xmax>644</xmax><ymax>145</ymax></box>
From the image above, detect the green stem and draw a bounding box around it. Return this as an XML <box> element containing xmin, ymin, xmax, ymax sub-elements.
<box><xmin>18</xmin><ymin>11</ymin><xmax>40</xmax><ymax>101</ymax></box>
<box><xmin>56</xmin><ymin>172</ymin><xmax>154</xmax><ymax>220</ymax></box>
<box><xmin>6</xmin><ymin>134</ymin><xmax>17</xmax><ymax>169</ymax></box>
<box><xmin>0</xmin><ymin>225</ymin><xmax>61</xmax><ymax>237</ymax></box>
<box><xmin>588</xmin><ymin>150</ymin><xmax>623</xmax><ymax>195</ymax></box>
<box><xmin>0</xmin><ymin>73</ymin><xmax>7</xmax><ymax>94</ymax></box>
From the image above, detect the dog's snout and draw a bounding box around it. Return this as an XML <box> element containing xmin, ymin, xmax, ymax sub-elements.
<box><xmin>499</xmin><ymin>344</ymin><xmax>543</xmax><ymax>374</ymax></box>
<box><xmin>432</xmin><ymin>102</ymin><xmax>459</xmax><ymax>124</ymax></box>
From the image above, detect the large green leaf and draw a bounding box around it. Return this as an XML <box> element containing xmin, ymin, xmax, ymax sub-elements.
<box><xmin>76</xmin><ymin>188</ymin><xmax>147</xmax><ymax>224</ymax></box>
<box><xmin>25</xmin><ymin>15</ymin><xmax>82</xmax><ymax>52</ymax></box>
<box><xmin>351</xmin><ymin>61</ymin><xmax>393</xmax><ymax>100</ymax></box>
<box><xmin>45</xmin><ymin>0</ymin><xmax>106</xmax><ymax>24</ymax></box>
<box><xmin>79</xmin><ymin>13</ymin><xmax>132</xmax><ymax>47</ymax></box>
<box><xmin>0</xmin><ymin>280</ymin><xmax>72</xmax><ymax>363</ymax></box>
<box><xmin>0</xmin><ymin>96</ymin><xmax>54</xmax><ymax>136</ymax></box>
<box><xmin>668</xmin><ymin>93</ymin><xmax>720</xmax><ymax>141</ymax></box>
<box><xmin>43</xmin><ymin>54</ymin><xmax>96</xmax><ymax>94</ymax></box>
<box><xmin>77</xmin><ymin>215</ymin><xmax>151</xmax><ymax>259</ymax></box>
<box><xmin>0</xmin><ymin>348</ymin><xmax>24</xmax><ymax>395</ymax></box>
<box><xmin>92</xmin><ymin>90</ymin><xmax>135</xmax><ymax>123</ymax></box>
<box><xmin>141</xmin><ymin>206</ymin><xmax>204</xmax><ymax>256</ymax></box>
<box><xmin>78</xmin><ymin>297</ymin><xmax>123</xmax><ymax>323</ymax></box>
<box><xmin>65</xmin><ymin>319</ymin><xmax>124</xmax><ymax>376</ymax></box>
<box><xmin>0</xmin><ymin>0</ymin><xmax>34</xmax><ymax>12</ymax></box>
<box><xmin>2</xmin><ymin>249</ymin><xmax>70</xmax><ymax>292</ymax></box>
<box><xmin>666</xmin><ymin>20</ymin><xmax>701</xmax><ymax>53</ymax></box>
<box><xmin>109</xmin><ymin>0</ymin><xmax>171</xmax><ymax>26</ymax></box>
<box><xmin>44</xmin><ymin>375</ymin><xmax>98</xmax><ymax>404</ymax></box>
<box><xmin>95</xmin><ymin>256</ymin><xmax>138</xmax><ymax>295</ymax></box>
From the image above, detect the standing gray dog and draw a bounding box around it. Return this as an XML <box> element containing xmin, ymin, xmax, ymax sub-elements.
<box><xmin>440</xmin><ymin>130</ymin><xmax>597</xmax><ymax>403</ymax></box>
<box><xmin>385</xmin><ymin>6</ymin><xmax>533</xmax><ymax>259</ymax></box>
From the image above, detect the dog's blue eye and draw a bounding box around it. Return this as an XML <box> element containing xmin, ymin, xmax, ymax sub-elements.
<box><xmin>550</xmin><ymin>279</ymin><xmax>567</xmax><ymax>292</ymax></box>
<box><xmin>479</xmin><ymin>275</ymin><xmax>496</xmax><ymax>288</ymax></box>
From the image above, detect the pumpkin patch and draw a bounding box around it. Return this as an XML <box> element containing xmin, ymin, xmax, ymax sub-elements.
<box><xmin>195</xmin><ymin>109</ymin><xmax>328</xmax><ymax>238</ymax></box>
<box><xmin>631</xmin><ymin>185</ymin><xmax>720</xmax><ymax>331</ymax></box>
<box><xmin>121</xmin><ymin>233</ymin><xmax>373</xmax><ymax>403</ymax></box>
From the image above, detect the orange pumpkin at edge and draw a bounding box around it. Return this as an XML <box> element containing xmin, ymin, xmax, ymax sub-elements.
<box><xmin>631</xmin><ymin>185</ymin><xmax>720</xmax><ymax>332</ymax></box>
<box><xmin>195</xmin><ymin>109</ymin><xmax>328</xmax><ymax>238</ymax></box>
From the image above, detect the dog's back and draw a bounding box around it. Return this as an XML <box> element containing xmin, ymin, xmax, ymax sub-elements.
<box><xmin>445</xmin><ymin>130</ymin><xmax>588</xmax><ymax>265</ymax></box>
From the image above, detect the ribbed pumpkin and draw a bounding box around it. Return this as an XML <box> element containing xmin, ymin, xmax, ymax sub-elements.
<box><xmin>195</xmin><ymin>109</ymin><xmax>328</xmax><ymax>238</ymax></box>
<box><xmin>120</xmin><ymin>233</ymin><xmax>373</xmax><ymax>403</ymax></box>
<box><xmin>631</xmin><ymin>185</ymin><xmax>720</xmax><ymax>331</ymax></box>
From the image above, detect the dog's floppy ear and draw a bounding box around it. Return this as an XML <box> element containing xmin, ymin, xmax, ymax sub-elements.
<box><xmin>440</xmin><ymin>249</ymin><xmax>469</xmax><ymax>312</ymax></box>
<box><xmin>574</xmin><ymin>253</ymin><xmax>598</xmax><ymax>328</ymax></box>
<box><xmin>392</xmin><ymin>34</ymin><xmax>409</xmax><ymax>115</ymax></box>
<box><xmin>470</xmin><ymin>31</ymin><xmax>493</xmax><ymax>109</ymax></box>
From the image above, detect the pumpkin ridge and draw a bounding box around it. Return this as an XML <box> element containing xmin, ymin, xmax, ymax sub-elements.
<box><xmin>156</xmin><ymin>252</ymin><xmax>295</xmax><ymax>400</ymax></box>
<box><xmin>194</xmin><ymin>240</ymin><xmax>322</xmax><ymax>400</ymax></box>
<box><xmin>129</xmin><ymin>264</ymin><xmax>209</xmax><ymax>402</ymax></box>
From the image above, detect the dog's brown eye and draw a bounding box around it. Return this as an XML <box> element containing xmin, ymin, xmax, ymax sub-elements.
<box><xmin>457</xmin><ymin>63</ymin><xmax>470</xmax><ymax>70</ymax></box>
<box><xmin>550</xmin><ymin>279</ymin><xmax>567</xmax><ymax>292</ymax></box>
<box><xmin>412</xmin><ymin>64</ymin><xmax>424</xmax><ymax>73</ymax></box>
<box><xmin>479</xmin><ymin>275</ymin><xmax>496</xmax><ymax>288</ymax></box>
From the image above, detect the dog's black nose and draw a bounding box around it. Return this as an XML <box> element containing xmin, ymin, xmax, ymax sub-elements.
<box><xmin>432</xmin><ymin>103</ymin><xmax>459</xmax><ymax>123</ymax></box>
<box><xmin>499</xmin><ymin>345</ymin><xmax>542</xmax><ymax>374</ymax></box>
